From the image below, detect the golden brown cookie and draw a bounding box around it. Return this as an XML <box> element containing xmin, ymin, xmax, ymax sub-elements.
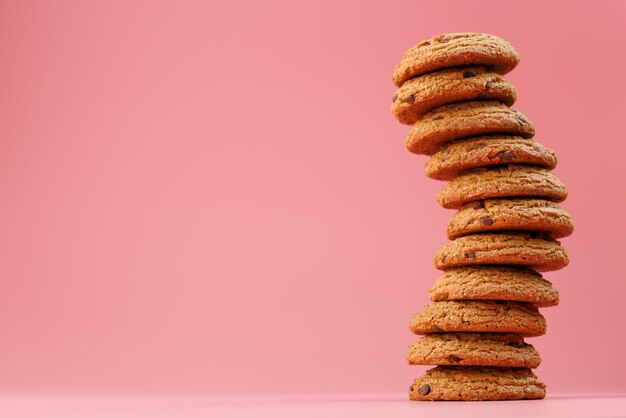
<box><xmin>429</xmin><ymin>266</ymin><xmax>559</xmax><ymax>307</ymax></box>
<box><xmin>405</xmin><ymin>101</ymin><xmax>534</xmax><ymax>155</ymax></box>
<box><xmin>391</xmin><ymin>66</ymin><xmax>516</xmax><ymax>124</ymax></box>
<box><xmin>437</xmin><ymin>165</ymin><xmax>568</xmax><ymax>209</ymax></box>
<box><xmin>434</xmin><ymin>232</ymin><xmax>569</xmax><ymax>272</ymax></box>
<box><xmin>409</xmin><ymin>366</ymin><xmax>546</xmax><ymax>401</ymax></box>
<box><xmin>446</xmin><ymin>198</ymin><xmax>574</xmax><ymax>239</ymax></box>
<box><xmin>409</xmin><ymin>300</ymin><xmax>546</xmax><ymax>336</ymax></box>
<box><xmin>407</xmin><ymin>333</ymin><xmax>541</xmax><ymax>368</ymax></box>
<box><xmin>393</xmin><ymin>33</ymin><xmax>520</xmax><ymax>87</ymax></box>
<box><xmin>425</xmin><ymin>136</ymin><xmax>557</xmax><ymax>180</ymax></box>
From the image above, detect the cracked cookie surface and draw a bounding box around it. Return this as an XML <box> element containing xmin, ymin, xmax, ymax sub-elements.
<box><xmin>409</xmin><ymin>300</ymin><xmax>547</xmax><ymax>336</ymax></box>
<box><xmin>429</xmin><ymin>266</ymin><xmax>559</xmax><ymax>307</ymax></box>
<box><xmin>406</xmin><ymin>101</ymin><xmax>534</xmax><ymax>155</ymax></box>
<box><xmin>409</xmin><ymin>366</ymin><xmax>546</xmax><ymax>401</ymax></box>
<box><xmin>425</xmin><ymin>136</ymin><xmax>557</xmax><ymax>180</ymax></box>
<box><xmin>437</xmin><ymin>165</ymin><xmax>568</xmax><ymax>209</ymax></box>
<box><xmin>407</xmin><ymin>333</ymin><xmax>541</xmax><ymax>368</ymax></box>
<box><xmin>393</xmin><ymin>33</ymin><xmax>520</xmax><ymax>87</ymax></box>
<box><xmin>434</xmin><ymin>232</ymin><xmax>569</xmax><ymax>272</ymax></box>
<box><xmin>447</xmin><ymin>198</ymin><xmax>574</xmax><ymax>239</ymax></box>
<box><xmin>391</xmin><ymin>66</ymin><xmax>516</xmax><ymax>125</ymax></box>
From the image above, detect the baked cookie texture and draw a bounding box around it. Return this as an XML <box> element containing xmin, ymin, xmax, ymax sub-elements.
<box><xmin>405</xmin><ymin>101</ymin><xmax>535</xmax><ymax>155</ymax></box>
<box><xmin>409</xmin><ymin>300</ymin><xmax>547</xmax><ymax>337</ymax></box>
<box><xmin>409</xmin><ymin>366</ymin><xmax>546</xmax><ymax>401</ymax></box>
<box><xmin>390</xmin><ymin>33</ymin><xmax>571</xmax><ymax>401</ymax></box>
<box><xmin>393</xmin><ymin>33</ymin><xmax>520</xmax><ymax>87</ymax></box>
<box><xmin>391</xmin><ymin>66</ymin><xmax>516</xmax><ymax>125</ymax></box>
<box><xmin>437</xmin><ymin>165</ymin><xmax>568</xmax><ymax>209</ymax></box>
<box><xmin>407</xmin><ymin>333</ymin><xmax>541</xmax><ymax>368</ymax></box>
<box><xmin>425</xmin><ymin>136</ymin><xmax>557</xmax><ymax>181</ymax></box>
<box><xmin>429</xmin><ymin>266</ymin><xmax>559</xmax><ymax>307</ymax></box>
<box><xmin>434</xmin><ymin>232</ymin><xmax>569</xmax><ymax>272</ymax></box>
<box><xmin>446</xmin><ymin>199</ymin><xmax>574</xmax><ymax>239</ymax></box>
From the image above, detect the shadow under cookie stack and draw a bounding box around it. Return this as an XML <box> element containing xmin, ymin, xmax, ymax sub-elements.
<box><xmin>390</xmin><ymin>33</ymin><xmax>574</xmax><ymax>401</ymax></box>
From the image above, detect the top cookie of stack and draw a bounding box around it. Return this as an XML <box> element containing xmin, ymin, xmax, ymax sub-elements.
<box><xmin>390</xmin><ymin>33</ymin><xmax>573</xmax><ymax>402</ymax></box>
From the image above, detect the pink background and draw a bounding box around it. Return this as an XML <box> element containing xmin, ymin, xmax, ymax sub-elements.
<box><xmin>1</xmin><ymin>0</ymin><xmax>625</xmax><ymax>400</ymax></box>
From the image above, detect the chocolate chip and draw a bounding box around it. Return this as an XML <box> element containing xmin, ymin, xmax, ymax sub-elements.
<box><xmin>515</xmin><ymin>118</ymin><xmax>526</xmax><ymax>126</ymax></box>
<box><xmin>462</xmin><ymin>71</ymin><xmax>476</xmax><ymax>78</ymax></box>
<box><xmin>419</xmin><ymin>384</ymin><xmax>431</xmax><ymax>395</ymax></box>
<box><xmin>497</xmin><ymin>150</ymin><xmax>515</xmax><ymax>162</ymax></box>
<box><xmin>484</xmin><ymin>81</ymin><xmax>493</xmax><ymax>90</ymax></box>
<box><xmin>404</xmin><ymin>94</ymin><xmax>415</xmax><ymax>104</ymax></box>
<box><xmin>479</xmin><ymin>216</ymin><xmax>493</xmax><ymax>226</ymax></box>
<box><xmin>447</xmin><ymin>355</ymin><xmax>462</xmax><ymax>363</ymax></box>
<box><xmin>392</xmin><ymin>94</ymin><xmax>398</xmax><ymax>103</ymax></box>
<box><xmin>432</xmin><ymin>115</ymin><xmax>445</xmax><ymax>120</ymax></box>
<box><xmin>409</xmin><ymin>385</ymin><xmax>414</xmax><ymax>392</ymax></box>
<box><xmin>466</xmin><ymin>251</ymin><xmax>476</xmax><ymax>259</ymax></box>
<box><xmin>474</xmin><ymin>200</ymin><xmax>485</xmax><ymax>209</ymax></box>
<box><xmin>440</xmin><ymin>255</ymin><xmax>447</xmax><ymax>264</ymax></box>
<box><xmin>430</xmin><ymin>325</ymin><xmax>443</xmax><ymax>332</ymax></box>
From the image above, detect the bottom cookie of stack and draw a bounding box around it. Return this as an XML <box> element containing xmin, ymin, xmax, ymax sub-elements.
<box><xmin>409</xmin><ymin>366</ymin><xmax>546</xmax><ymax>401</ymax></box>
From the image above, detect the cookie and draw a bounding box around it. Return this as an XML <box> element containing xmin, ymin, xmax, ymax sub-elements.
<box><xmin>425</xmin><ymin>136</ymin><xmax>557</xmax><ymax>180</ymax></box>
<box><xmin>434</xmin><ymin>232</ymin><xmax>569</xmax><ymax>272</ymax></box>
<box><xmin>405</xmin><ymin>101</ymin><xmax>534</xmax><ymax>155</ymax></box>
<box><xmin>409</xmin><ymin>300</ymin><xmax>546</xmax><ymax>336</ymax></box>
<box><xmin>429</xmin><ymin>266</ymin><xmax>559</xmax><ymax>307</ymax></box>
<box><xmin>391</xmin><ymin>66</ymin><xmax>516</xmax><ymax>125</ymax></box>
<box><xmin>409</xmin><ymin>366</ymin><xmax>546</xmax><ymax>401</ymax></box>
<box><xmin>446</xmin><ymin>198</ymin><xmax>574</xmax><ymax>239</ymax></box>
<box><xmin>393</xmin><ymin>33</ymin><xmax>520</xmax><ymax>87</ymax></box>
<box><xmin>407</xmin><ymin>333</ymin><xmax>541</xmax><ymax>368</ymax></box>
<box><xmin>437</xmin><ymin>165</ymin><xmax>568</xmax><ymax>209</ymax></box>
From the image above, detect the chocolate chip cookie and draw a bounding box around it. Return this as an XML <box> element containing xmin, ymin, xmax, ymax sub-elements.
<box><xmin>409</xmin><ymin>366</ymin><xmax>546</xmax><ymax>401</ymax></box>
<box><xmin>390</xmin><ymin>33</ymin><xmax>572</xmax><ymax>403</ymax></box>
<box><xmin>437</xmin><ymin>165</ymin><xmax>568</xmax><ymax>209</ymax></box>
<box><xmin>406</xmin><ymin>101</ymin><xmax>534</xmax><ymax>155</ymax></box>
<box><xmin>434</xmin><ymin>232</ymin><xmax>569</xmax><ymax>272</ymax></box>
<box><xmin>409</xmin><ymin>300</ymin><xmax>547</xmax><ymax>336</ymax></box>
<box><xmin>446</xmin><ymin>198</ymin><xmax>574</xmax><ymax>239</ymax></box>
<box><xmin>407</xmin><ymin>333</ymin><xmax>541</xmax><ymax>368</ymax></box>
<box><xmin>391</xmin><ymin>66</ymin><xmax>516</xmax><ymax>124</ymax></box>
<box><xmin>425</xmin><ymin>136</ymin><xmax>557</xmax><ymax>180</ymax></box>
<box><xmin>393</xmin><ymin>33</ymin><xmax>520</xmax><ymax>87</ymax></box>
<box><xmin>429</xmin><ymin>266</ymin><xmax>559</xmax><ymax>307</ymax></box>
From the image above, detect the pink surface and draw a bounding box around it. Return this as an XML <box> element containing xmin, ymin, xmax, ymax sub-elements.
<box><xmin>1</xmin><ymin>0</ymin><xmax>626</xmax><ymax>399</ymax></box>
<box><xmin>1</xmin><ymin>395</ymin><xmax>626</xmax><ymax>418</ymax></box>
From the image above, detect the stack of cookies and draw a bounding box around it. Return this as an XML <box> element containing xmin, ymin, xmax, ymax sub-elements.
<box><xmin>390</xmin><ymin>33</ymin><xmax>573</xmax><ymax>401</ymax></box>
